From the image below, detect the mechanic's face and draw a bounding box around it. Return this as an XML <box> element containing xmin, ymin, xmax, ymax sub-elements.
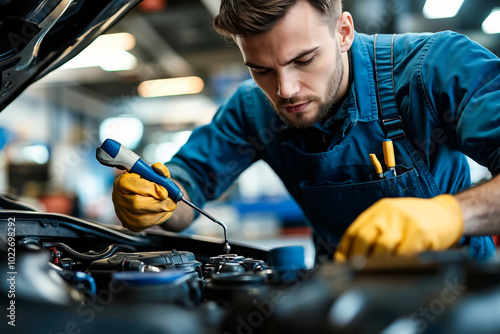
<box><xmin>237</xmin><ymin>2</ymin><xmax>354</xmax><ymax>128</ymax></box>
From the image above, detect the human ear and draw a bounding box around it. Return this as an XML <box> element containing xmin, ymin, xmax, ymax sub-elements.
<box><xmin>337</xmin><ymin>12</ymin><xmax>354</xmax><ymax>52</ymax></box>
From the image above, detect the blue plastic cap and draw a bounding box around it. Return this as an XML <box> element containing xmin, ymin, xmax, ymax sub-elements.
<box><xmin>100</xmin><ymin>138</ymin><xmax>121</xmax><ymax>158</ymax></box>
<box><xmin>269</xmin><ymin>246</ymin><xmax>306</xmax><ymax>271</ymax></box>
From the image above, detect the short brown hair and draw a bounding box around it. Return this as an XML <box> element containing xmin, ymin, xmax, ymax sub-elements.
<box><xmin>213</xmin><ymin>0</ymin><xmax>343</xmax><ymax>39</ymax></box>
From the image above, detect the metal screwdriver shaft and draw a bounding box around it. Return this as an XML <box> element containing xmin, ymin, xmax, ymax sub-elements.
<box><xmin>180</xmin><ymin>198</ymin><xmax>230</xmax><ymax>254</ymax></box>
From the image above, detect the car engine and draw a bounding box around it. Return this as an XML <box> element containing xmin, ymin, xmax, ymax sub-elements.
<box><xmin>2</xmin><ymin>197</ymin><xmax>500</xmax><ymax>334</ymax></box>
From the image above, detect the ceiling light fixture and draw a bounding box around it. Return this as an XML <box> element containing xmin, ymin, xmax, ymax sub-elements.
<box><xmin>60</xmin><ymin>33</ymin><xmax>137</xmax><ymax>71</ymax></box>
<box><xmin>482</xmin><ymin>8</ymin><xmax>500</xmax><ymax>34</ymax></box>
<box><xmin>422</xmin><ymin>0</ymin><xmax>464</xmax><ymax>19</ymax></box>
<box><xmin>61</xmin><ymin>49</ymin><xmax>137</xmax><ymax>72</ymax></box>
<box><xmin>88</xmin><ymin>32</ymin><xmax>136</xmax><ymax>51</ymax></box>
<box><xmin>138</xmin><ymin>76</ymin><xmax>205</xmax><ymax>98</ymax></box>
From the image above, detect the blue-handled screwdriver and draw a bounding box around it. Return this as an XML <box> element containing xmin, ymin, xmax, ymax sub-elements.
<box><xmin>96</xmin><ymin>138</ymin><xmax>231</xmax><ymax>254</ymax></box>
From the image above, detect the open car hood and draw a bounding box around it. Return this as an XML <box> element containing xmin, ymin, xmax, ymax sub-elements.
<box><xmin>0</xmin><ymin>0</ymin><xmax>141</xmax><ymax>112</ymax></box>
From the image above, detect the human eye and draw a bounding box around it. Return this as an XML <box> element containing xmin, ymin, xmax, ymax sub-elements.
<box><xmin>251</xmin><ymin>67</ymin><xmax>272</xmax><ymax>75</ymax></box>
<box><xmin>295</xmin><ymin>56</ymin><xmax>314</xmax><ymax>65</ymax></box>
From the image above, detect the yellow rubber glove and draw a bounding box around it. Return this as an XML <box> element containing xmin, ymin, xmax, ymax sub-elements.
<box><xmin>112</xmin><ymin>162</ymin><xmax>177</xmax><ymax>232</ymax></box>
<box><xmin>334</xmin><ymin>195</ymin><xmax>464</xmax><ymax>262</ymax></box>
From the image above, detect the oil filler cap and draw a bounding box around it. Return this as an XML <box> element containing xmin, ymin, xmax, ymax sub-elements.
<box><xmin>269</xmin><ymin>246</ymin><xmax>306</xmax><ymax>271</ymax></box>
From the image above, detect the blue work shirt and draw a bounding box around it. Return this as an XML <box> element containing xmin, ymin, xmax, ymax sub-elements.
<box><xmin>167</xmin><ymin>31</ymin><xmax>500</xmax><ymax>259</ymax></box>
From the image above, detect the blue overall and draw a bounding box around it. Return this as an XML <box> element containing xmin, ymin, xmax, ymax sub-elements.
<box><xmin>167</xmin><ymin>31</ymin><xmax>500</xmax><ymax>260</ymax></box>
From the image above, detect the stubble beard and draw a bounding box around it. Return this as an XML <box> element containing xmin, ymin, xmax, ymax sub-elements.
<box><xmin>269</xmin><ymin>51</ymin><xmax>345</xmax><ymax>129</ymax></box>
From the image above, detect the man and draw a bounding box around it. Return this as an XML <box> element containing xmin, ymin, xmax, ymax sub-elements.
<box><xmin>113</xmin><ymin>0</ymin><xmax>500</xmax><ymax>262</ymax></box>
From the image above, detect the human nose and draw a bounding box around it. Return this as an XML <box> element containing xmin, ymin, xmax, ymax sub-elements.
<box><xmin>276</xmin><ymin>69</ymin><xmax>299</xmax><ymax>99</ymax></box>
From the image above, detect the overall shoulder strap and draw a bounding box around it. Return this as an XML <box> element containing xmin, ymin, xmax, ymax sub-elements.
<box><xmin>374</xmin><ymin>34</ymin><xmax>405</xmax><ymax>140</ymax></box>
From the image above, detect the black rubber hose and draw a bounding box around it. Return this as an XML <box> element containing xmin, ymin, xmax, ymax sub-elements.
<box><xmin>43</xmin><ymin>242</ymin><xmax>118</xmax><ymax>262</ymax></box>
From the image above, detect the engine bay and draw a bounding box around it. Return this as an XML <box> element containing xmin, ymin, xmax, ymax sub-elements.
<box><xmin>2</xmin><ymin>199</ymin><xmax>500</xmax><ymax>334</ymax></box>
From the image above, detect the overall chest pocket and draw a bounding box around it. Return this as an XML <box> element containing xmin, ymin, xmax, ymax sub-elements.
<box><xmin>278</xmin><ymin>129</ymin><xmax>436</xmax><ymax>245</ymax></box>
